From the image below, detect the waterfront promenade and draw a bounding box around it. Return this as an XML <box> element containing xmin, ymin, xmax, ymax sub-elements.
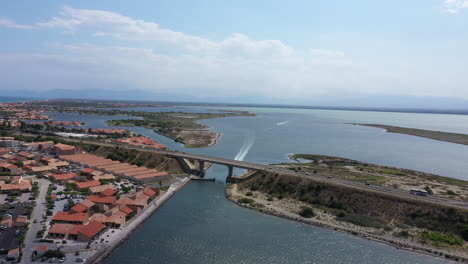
<box><xmin>85</xmin><ymin>177</ymin><xmax>190</xmax><ymax>264</ymax></box>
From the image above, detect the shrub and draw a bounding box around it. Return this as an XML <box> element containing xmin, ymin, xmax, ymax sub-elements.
<box><xmin>267</xmin><ymin>196</ymin><xmax>273</xmax><ymax>201</ymax></box>
<box><xmin>424</xmin><ymin>186</ymin><xmax>433</xmax><ymax>195</ymax></box>
<box><xmin>246</xmin><ymin>191</ymin><xmax>253</xmax><ymax>196</ymax></box>
<box><xmin>299</xmin><ymin>207</ymin><xmax>315</xmax><ymax>218</ymax></box>
<box><xmin>446</xmin><ymin>190</ymin><xmax>457</xmax><ymax>195</ymax></box>
<box><xmin>457</xmin><ymin>224</ymin><xmax>468</xmax><ymax>241</ymax></box>
<box><xmin>393</xmin><ymin>230</ymin><xmax>409</xmax><ymax>238</ymax></box>
<box><xmin>237</xmin><ymin>198</ymin><xmax>255</xmax><ymax>204</ymax></box>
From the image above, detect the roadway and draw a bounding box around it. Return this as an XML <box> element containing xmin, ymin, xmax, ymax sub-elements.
<box><xmin>13</xmin><ymin>133</ymin><xmax>468</xmax><ymax>210</ymax></box>
<box><xmin>22</xmin><ymin>179</ymin><xmax>50</xmax><ymax>264</ymax></box>
<box><xmin>108</xmin><ymin>144</ymin><xmax>468</xmax><ymax>210</ymax></box>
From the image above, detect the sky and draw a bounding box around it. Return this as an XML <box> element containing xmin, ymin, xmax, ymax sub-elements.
<box><xmin>1</xmin><ymin>0</ymin><xmax>468</xmax><ymax>107</ymax></box>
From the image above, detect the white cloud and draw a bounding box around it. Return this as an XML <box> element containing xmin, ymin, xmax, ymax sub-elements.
<box><xmin>443</xmin><ymin>0</ymin><xmax>468</xmax><ymax>13</ymax></box>
<box><xmin>0</xmin><ymin>18</ymin><xmax>34</xmax><ymax>29</ymax></box>
<box><xmin>1</xmin><ymin>7</ymin><xmax>467</xmax><ymax>101</ymax></box>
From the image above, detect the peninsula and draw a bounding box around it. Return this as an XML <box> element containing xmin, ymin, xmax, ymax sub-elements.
<box><xmin>105</xmin><ymin>110</ymin><xmax>255</xmax><ymax>148</ymax></box>
<box><xmin>356</xmin><ymin>123</ymin><xmax>468</xmax><ymax>146</ymax></box>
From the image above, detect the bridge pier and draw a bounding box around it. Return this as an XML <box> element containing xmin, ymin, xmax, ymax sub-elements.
<box><xmin>198</xmin><ymin>161</ymin><xmax>205</xmax><ymax>177</ymax></box>
<box><xmin>227</xmin><ymin>166</ymin><xmax>234</xmax><ymax>178</ymax></box>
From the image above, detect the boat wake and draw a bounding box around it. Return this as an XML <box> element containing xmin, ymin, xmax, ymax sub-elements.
<box><xmin>276</xmin><ymin>121</ymin><xmax>289</xmax><ymax>126</ymax></box>
<box><xmin>234</xmin><ymin>130</ymin><xmax>255</xmax><ymax>161</ymax></box>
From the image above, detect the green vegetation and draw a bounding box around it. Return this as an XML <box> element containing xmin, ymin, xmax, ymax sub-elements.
<box><xmin>121</xmin><ymin>186</ymin><xmax>132</xmax><ymax>193</ymax></box>
<box><xmin>103</xmin><ymin>110</ymin><xmax>254</xmax><ymax>147</ymax></box>
<box><xmin>446</xmin><ymin>190</ymin><xmax>457</xmax><ymax>195</ymax></box>
<box><xmin>299</xmin><ymin>206</ymin><xmax>315</xmax><ymax>218</ymax></box>
<box><xmin>237</xmin><ymin>197</ymin><xmax>255</xmax><ymax>204</ymax></box>
<box><xmin>422</xmin><ymin>231</ymin><xmax>464</xmax><ymax>246</ymax></box>
<box><xmin>393</xmin><ymin>230</ymin><xmax>410</xmax><ymax>238</ymax></box>
<box><xmin>424</xmin><ymin>186</ymin><xmax>434</xmax><ymax>195</ymax></box>
<box><xmin>336</xmin><ymin>211</ymin><xmax>385</xmax><ymax>229</ymax></box>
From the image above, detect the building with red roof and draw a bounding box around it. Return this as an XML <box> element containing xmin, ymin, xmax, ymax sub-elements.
<box><xmin>81</xmin><ymin>168</ymin><xmax>95</xmax><ymax>174</ymax></box>
<box><xmin>52</xmin><ymin>212</ymin><xmax>88</xmax><ymax>225</ymax></box>
<box><xmin>54</xmin><ymin>143</ymin><xmax>78</xmax><ymax>155</ymax></box>
<box><xmin>51</xmin><ymin>172</ymin><xmax>76</xmax><ymax>184</ymax></box>
<box><xmin>88</xmin><ymin>195</ymin><xmax>116</xmax><ymax>211</ymax></box>
<box><xmin>75</xmin><ymin>180</ymin><xmax>101</xmax><ymax>190</ymax></box>
<box><xmin>77</xmin><ymin>220</ymin><xmax>106</xmax><ymax>242</ymax></box>
<box><xmin>70</xmin><ymin>200</ymin><xmax>95</xmax><ymax>214</ymax></box>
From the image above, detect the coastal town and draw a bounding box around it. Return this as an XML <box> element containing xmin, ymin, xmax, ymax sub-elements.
<box><xmin>1</xmin><ymin>99</ymin><xmax>468</xmax><ymax>263</ymax></box>
<box><xmin>0</xmin><ymin>101</ymin><xmax>189</xmax><ymax>263</ymax></box>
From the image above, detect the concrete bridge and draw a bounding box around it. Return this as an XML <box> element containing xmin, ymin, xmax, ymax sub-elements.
<box><xmin>163</xmin><ymin>151</ymin><xmax>268</xmax><ymax>178</ymax></box>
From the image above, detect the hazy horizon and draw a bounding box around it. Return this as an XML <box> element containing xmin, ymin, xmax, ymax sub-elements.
<box><xmin>1</xmin><ymin>1</ymin><xmax>468</xmax><ymax>108</ymax></box>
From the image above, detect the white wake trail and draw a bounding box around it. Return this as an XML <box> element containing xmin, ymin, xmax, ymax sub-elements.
<box><xmin>234</xmin><ymin>131</ymin><xmax>255</xmax><ymax>161</ymax></box>
<box><xmin>276</xmin><ymin>121</ymin><xmax>289</xmax><ymax>126</ymax></box>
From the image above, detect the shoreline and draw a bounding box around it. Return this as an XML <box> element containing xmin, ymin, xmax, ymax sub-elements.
<box><xmin>87</xmin><ymin>177</ymin><xmax>191</xmax><ymax>264</ymax></box>
<box><xmin>354</xmin><ymin>123</ymin><xmax>468</xmax><ymax>146</ymax></box>
<box><xmin>224</xmin><ymin>184</ymin><xmax>468</xmax><ymax>263</ymax></box>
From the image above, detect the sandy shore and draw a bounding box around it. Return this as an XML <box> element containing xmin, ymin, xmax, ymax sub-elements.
<box><xmin>225</xmin><ymin>184</ymin><xmax>468</xmax><ymax>263</ymax></box>
<box><xmin>86</xmin><ymin>177</ymin><xmax>191</xmax><ymax>264</ymax></box>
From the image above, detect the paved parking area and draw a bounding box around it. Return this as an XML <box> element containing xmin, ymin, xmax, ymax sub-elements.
<box><xmin>0</xmin><ymin>194</ymin><xmax>7</xmax><ymax>205</ymax></box>
<box><xmin>19</xmin><ymin>193</ymin><xmax>31</xmax><ymax>203</ymax></box>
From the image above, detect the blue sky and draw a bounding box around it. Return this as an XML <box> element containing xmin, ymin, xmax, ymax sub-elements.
<box><xmin>1</xmin><ymin>0</ymin><xmax>468</xmax><ymax>105</ymax></box>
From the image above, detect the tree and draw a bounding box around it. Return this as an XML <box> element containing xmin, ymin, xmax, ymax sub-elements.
<box><xmin>299</xmin><ymin>206</ymin><xmax>315</xmax><ymax>218</ymax></box>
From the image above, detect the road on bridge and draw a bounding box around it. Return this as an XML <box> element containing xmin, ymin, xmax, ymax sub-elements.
<box><xmin>14</xmin><ymin>133</ymin><xmax>468</xmax><ymax>210</ymax></box>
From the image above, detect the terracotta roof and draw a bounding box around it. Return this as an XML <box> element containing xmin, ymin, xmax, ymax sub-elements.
<box><xmin>116</xmin><ymin>197</ymin><xmax>147</xmax><ymax>207</ymax></box>
<box><xmin>75</xmin><ymin>180</ymin><xmax>101</xmax><ymax>189</ymax></box>
<box><xmin>52</xmin><ymin>212</ymin><xmax>88</xmax><ymax>223</ymax></box>
<box><xmin>82</xmin><ymin>168</ymin><xmax>95</xmax><ymax>174</ymax></box>
<box><xmin>117</xmin><ymin>205</ymin><xmax>133</xmax><ymax>215</ymax></box>
<box><xmin>48</xmin><ymin>223</ymin><xmax>76</xmax><ymax>235</ymax></box>
<box><xmin>70</xmin><ymin>200</ymin><xmax>95</xmax><ymax>213</ymax></box>
<box><xmin>89</xmin><ymin>184</ymin><xmax>114</xmax><ymax>194</ymax></box>
<box><xmin>81</xmin><ymin>199</ymin><xmax>95</xmax><ymax>208</ymax></box>
<box><xmin>89</xmin><ymin>214</ymin><xmax>107</xmax><ymax>223</ymax></box>
<box><xmin>106</xmin><ymin>213</ymin><xmax>125</xmax><ymax>225</ymax></box>
<box><xmin>70</xmin><ymin>204</ymin><xmax>88</xmax><ymax>213</ymax></box>
<box><xmin>88</xmin><ymin>195</ymin><xmax>116</xmax><ymax>204</ymax></box>
<box><xmin>54</xmin><ymin>143</ymin><xmax>76</xmax><ymax>150</ymax></box>
<box><xmin>77</xmin><ymin>220</ymin><xmax>106</xmax><ymax>239</ymax></box>
<box><xmin>142</xmin><ymin>187</ymin><xmax>157</xmax><ymax>197</ymax></box>
<box><xmin>51</xmin><ymin>173</ymin><xmax>76</xmax><ymax>181</ymax></box>
<box><xmin>101</xmin><ymin>188</ymin><xmax>116</xmax><ymax>197</ymax></box>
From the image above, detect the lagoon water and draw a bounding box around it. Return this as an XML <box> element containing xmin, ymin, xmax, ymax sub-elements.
<box><xmin>45</xmin><ymin>106</ymin><xmax>468</xmax><ymax>264</ymax></box>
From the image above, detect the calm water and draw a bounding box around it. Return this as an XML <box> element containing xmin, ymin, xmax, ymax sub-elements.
<box><xmin>44</xmin><ymin>106</ymin><xmax>468</xmax><ymax>264</ymax></box>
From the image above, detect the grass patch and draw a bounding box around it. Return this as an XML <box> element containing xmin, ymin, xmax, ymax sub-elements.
<box><xmin>342</xmin><ymin>172</ymin><xmax>389</xmax><ymax>185</ymax></box>
<box><xmin>422</xmin><ymin>231</ymin><xmax>463</xmax><ymax>246</ymax></box>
